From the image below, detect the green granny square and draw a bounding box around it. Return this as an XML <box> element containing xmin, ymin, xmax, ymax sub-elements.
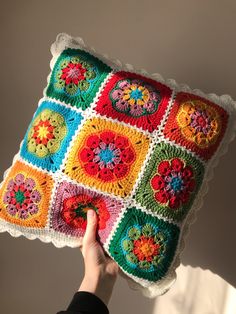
<box><xmin>108</xmin><ymin>206</ymin><xmax>180</xmax><ymax>282</ymax></box>
<box><xmin>135</xmin><ymin>142</ymin><xmax>205</xmax><ymax>222</ymax></box>
<box><xmin>46</xmin><ymin>48</ymin><xmax>112</xmax><ymax>110</ymax></box>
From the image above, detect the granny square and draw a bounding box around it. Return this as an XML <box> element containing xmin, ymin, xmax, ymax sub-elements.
<box><xmin>20</xmin><ymin>99</ymin><xmax>83</xmax><ymax>172</ymax></box>
<box><xmin>107</xmin><ymin>206</ymin><xmax>180</xmax><ymax>283</ymax></box>
<box><xmin>0</xmin><ymin>33</ymin><xmax>236</xmax><ymax>298</ymax></box>
<box><xmin>51</xmin><ymin>180</ymin><xmax>124</xmax><ymax>244</ymax></box>
<box><xmin>64</xmin><ymin>116</ymin><xmax>150</xmax><ymax>198</ymax></box>
<box><xmin>135</xmin><ymin>142</ymin><xmax>205</xmax><ymax>222</ymax></box>
<box><xmin>45</xmin><ymin>47</ymin><xmax>112</xmax><ymax>110</ymax></box>
<box><xmin>0</xmin><ymin>160</ymin><xmax>54</xmax><ymax>228</ymax></box>
<box><xmin>94</xmin><ymin>71</ymin><xmax>173</xmax><ymax>133</ymax></box>
<box><xmin>163</xmin><ymin>92</ymin><xmax>229</xmax><ymax>161</ymax></box>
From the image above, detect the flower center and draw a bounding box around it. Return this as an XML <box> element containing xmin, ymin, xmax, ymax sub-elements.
<box><xmin>67</xmin><ymin>67</ymin><xmax>82</xmax><ymax>80</ymax></box>
<box><xmin>61</xmin><ymin>62</ymin><xmax>87</xmax><ymax>85</ymax></box>
<box><xmin>133</xmin><ymin>236</ymin><xmax>160</xmax><ymax>260</ymax></box>
<box><xmin>170</xmin><ymin>176</ymin><xmax>183</xmax><ymax>192</ymax></box>
<box><xmin>33</xmin><ymin>120</ymin><xmax>55</xmax><ymax>145</ymax></box>
<box><xmin>15</xmin><ymin>190</ymin><xmax>26</xmax><ymax>205</ymax></box>
<box><xmin>98</xmin><ymin>148</ymin><xmax>114</xmax><ymax>163</ymax></box>
<box><xmin>37</xmin><ymin>125</ymin><xmax>50</xmax><ymax>140</ymax></box>
<box><xmin>75</xmin><ymin>203</ymin><xmax>98</xmax><ymax>218</ymax></box>
<box><xmin>130</xmin><ymin>88</ymin><xmax>143</xmax><ymax>101</ymax></box>
<box><xmin>140</xmin><ymin>242</ymin><xmax>155</xmax><ymax>257</ymax></box>
<box><xmin>197</xmin><ymin>115</ymin><xmax>207</xmax><ymax>127</ymax></box>
<box><xmin>190</xmin><ymin>110</ymin><xmax>211</xmax><ymax>134</ymax></box>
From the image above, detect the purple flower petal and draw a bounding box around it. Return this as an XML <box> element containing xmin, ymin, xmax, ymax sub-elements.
<box><xmin>7</xmin><ymin>179</ymin><xmax>15</xmax><ymax>191</ymax></box>
<box><xmin>130</xmin><ymin>104</ymin><xmax>143</xmax><ymax>116</ymax></box>
<box><xmin>7</xmin><ymin>204</ymin><xmax>17</xmax><ymax>216</ymax></box>
<box><xmin>18</xmin><ymin>209</ymin><xmax>29</xmax><ymax>219</ymax></box>
<box><xmin>25</xmin><ymin>178</ymin><xmax>36</xmax><ymax>190</ymax></box>
<box><xmin>143</xmin><ymin>101</ymin><xmax>155</xmax><ymax>112</ymax></box>
<box><xmin>3</xmin><ymin>191</ymin><xmax>12</xmax><ymax>204</ymax></box>
<box><xmin>30</xmin><ymin>190</ymin><xmax>41</xmax><ymax>203</ymax></box>
<box><xmin>99</xmin><ymin>142</ymin><xmax>107</xmax><ymax>150</ymax></box>
<box><xmin>15</xmin><ymin>174</ymin><xmax>25</xmax><ymax>185</ymax></box>
<box><xmin>115</xmin><ymin>99</ymin><xmax>129</xmax><ymax>111</ymax></box>
<box><xmin>111</xmin><ymin>89</ymin><xmax>122</xmax><ymax>100</ymax></box>
<box><xmin>117</xmin><ymin>80</ymin><xmax>129</xmax><ymax>89</ymax></box>
<box><xmin>150</xmin><ymin>92</ymin><xmax>161</xmax><ymax>102</ymax></box>
<box><xmin>106</xmin><ymin>162</ymin><xmax>114</xmax><ymax>169</ymax></box>
<box><xmin>28</xmin><ymin>204</ymin><xmax>39</xmax><ymax>215</ymax></box>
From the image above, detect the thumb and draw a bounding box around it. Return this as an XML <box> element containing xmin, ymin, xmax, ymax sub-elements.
<box><xmin>83</xmin><ymin>209</ymin><xmax>98</xmax><ymax>245</ymax></box>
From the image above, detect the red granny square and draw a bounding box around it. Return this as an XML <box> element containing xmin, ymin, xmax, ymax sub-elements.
<box><xmin>94</xmin><ymin>71</ymin><xmax>173</xmax><ymax>133</ymax></box>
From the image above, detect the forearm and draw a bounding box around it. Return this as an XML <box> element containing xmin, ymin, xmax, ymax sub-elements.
<box><xmin>78</xmin><ymin>271</ymin><xmax>117</xmax><ymax>306</ymax></box>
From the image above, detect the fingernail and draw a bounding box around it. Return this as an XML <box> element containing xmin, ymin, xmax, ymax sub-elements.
<box><xmin>87</xmin><ymin>209</ymin><xmax>95</xmax><ymax>218</ymax></box>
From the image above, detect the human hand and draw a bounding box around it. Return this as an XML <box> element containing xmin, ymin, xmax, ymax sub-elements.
<box><xmin>78</xmin><ymin>209</ymin><xmax>119</xmax><ymax>305</ymax></box>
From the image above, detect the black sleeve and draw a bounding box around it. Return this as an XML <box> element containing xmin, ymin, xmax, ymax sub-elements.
<box><xmin>57</xmin><ymin>291</ymin><xmax>109</xmax><ymax>314</ymax></box>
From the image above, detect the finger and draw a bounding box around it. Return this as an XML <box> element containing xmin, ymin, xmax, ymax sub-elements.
<box><xmin>83</xmin><ymin>209</ymin><xmax>98</xmax><ymax>245</ymax></box>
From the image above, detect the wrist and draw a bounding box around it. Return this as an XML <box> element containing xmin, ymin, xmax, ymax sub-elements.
<box><xmin>78</xmin><ymin>271</ymin><xmax>117</xmax><ymax>306</ymax></box>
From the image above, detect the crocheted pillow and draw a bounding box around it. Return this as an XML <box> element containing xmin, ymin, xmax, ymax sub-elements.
<box><xmin>0</xmin><ymin>33</ymin><xmax>236</xmax><ymax>297</ymax></box>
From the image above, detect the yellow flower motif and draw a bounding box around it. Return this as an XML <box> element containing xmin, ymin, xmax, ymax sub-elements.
<box><xmin>123</xmin><ymin>84</ymin><xmax>150</xmax><ymax>106</ymax></box>
<box><xmin>27</xmin><ymin>109</ymin><xmax>67</xmax><ymax>158</ymax></box>
<box><xmin>176</xmin><ymin>100</ymin><xmax>221</xmax><ymax>148</ymax></box>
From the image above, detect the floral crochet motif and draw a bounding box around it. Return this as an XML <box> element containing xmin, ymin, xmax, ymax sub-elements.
<box><xmin>0</xmin><ymin>160</ymin><xmax>53</xmax><ymax>227</ymax></box>
<box><xmin>110</xmin><ymin>78</ymin><xmax>161</xmax><ymax>117</ymax></box>
<box><xmin>61</xmin><ymin>194</ymin><xmax>110</xmax><ymax>230</ymax></box>
<box><xmin>108</xmin><ymin>206</ymin><xmax>180</xmax><ymax>281</ymax></box>
<box><xmin>79</xmin><ymin>131</ymin><xmax>135</xmax><ymax>181</ymax></box>
<box><xmin>163</xmin><ymin>92</ymin><xmax>229</xmax><ymax>161</ymax></box>
<box><xmin>150</xmin><ymin>157</ymin><xmax>195</xmax><ymax>209</ymax></box>
<box><xmin>64</xmin><ymin>117</ymin><xmax>150</xmax><ymax>198</ymax></box>
<box><xmin>1</xmin><ymin>33</ymin><xmax>234</xmax><ymax>298</ymax></box>
<box><xmin>176</xmin><ymin>100</ymin><xmax>221</xmax><ymax>148</ymax></box>
<box><xmin>3</xmin><ymin>174</ymin><xmax>41</xmax><ymax>219</ymax></box>
<box><xmin>55</xmin><ymin>56</ymin><xmax>96</xmax><ymax>96</ymax></box>
<box><xmin>51</xmin><ymin>181</ymin><xmax>124</xmax><ymax>243</ymax></box>
<box><xmin>46</xmin><ymin>48</ymin><xmax>112</xmax><ymax>110</ymax></box>
<box><xmin>135</xmin><ymin>142</ymin><xmax>205</xmax><ymax>222</ymax></box>
<box><xmin>20</xmin><ymin>100</ymin><xmax>83</xmax><ymax>172</ymax></box>
<box><xmin>27</xmin><ymin>109</ymin><xmax>67</xmax><ymax>158</ymax></box>
<box><xmin>94</xmin><ymin>71</ymin><xmax>172</xmax><ymax>133</ymax></box>
<box><xmin>122</xmin><ymin>224</ymin><xmax>166</xmax><ymax>270</ymax></box>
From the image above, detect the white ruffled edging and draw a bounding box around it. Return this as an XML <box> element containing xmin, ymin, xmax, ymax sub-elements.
<box><xmin>0</xmin><ymin>32</ymin><xmax>236</xmax><ymax>298</ymax></box>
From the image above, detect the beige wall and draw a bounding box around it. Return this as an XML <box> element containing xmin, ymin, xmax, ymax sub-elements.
<box><xmin>0</xmin><ymin>1</ymin><xmax>236</xmax><ymax>313</ymax></box>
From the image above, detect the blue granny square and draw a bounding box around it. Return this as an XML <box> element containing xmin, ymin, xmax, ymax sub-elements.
<box><xmin>20</xmin><ymin>100</ymin><xmax>83</xmax><ymax>172</ymax></box>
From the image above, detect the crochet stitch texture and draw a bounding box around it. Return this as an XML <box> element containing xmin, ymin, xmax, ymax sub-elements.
<box><xmin>0</xmin><ymin>33</ymin><xmax>236</xmax><ymax>298</ymax></box>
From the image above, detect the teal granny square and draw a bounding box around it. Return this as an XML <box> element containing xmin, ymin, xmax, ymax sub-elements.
<box><xmin>107</xmin><ymin>206</ymin><xmax>180</xmax><ymax>282</ymax></box>
<box><xmin>45</xmin><ymin>48</ymin><xmax>112</xmax><ymax>110</ymax></box>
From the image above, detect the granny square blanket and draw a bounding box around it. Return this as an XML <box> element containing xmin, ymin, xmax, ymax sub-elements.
<box><xmin>0</xmin><ymin>33</ymin><xmax>236</xmax><ymax>297</ymax></box>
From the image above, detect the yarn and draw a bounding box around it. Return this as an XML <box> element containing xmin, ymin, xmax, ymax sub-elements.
<box><xmin>64</xmin><ymin>116</ymin><xmax>150</xmax><ymax>198</ymax></box>
<box><xmin>0</xmin><ymin>160</ymin><xmax>53</xmax><ymax>227</ymax></box>
<box><xmin>163</xmin><ymin>92</ymin><xmax>229</xmax><ymax>161</ymax></box>
<box><xmin>135</xmin><ymin>142</ymin><xmax>205</xmax><ymax>222</ymax></box>
<box><xmin>46</xmin><ymin>48</ymin><xmax>112</xmax><ymax>110</ymax></box>
<box><xmin>20</xmin><ymin>100</ymin><xmax>83</xmax><ymax>172</ymax></box>
<box><xmin>108</xmin><ymin>206</ymin><xmax>180</xmax><ymax>282</ymax></box>
<box><xmin>94</xmin><ymin>71</ymin><xmax>172</xmax><ymax>133</ymax></box>
<box><xmin>0</xmin><ymin>33</ymin><xmax>235</xmax><ymax>298</ymax></box>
